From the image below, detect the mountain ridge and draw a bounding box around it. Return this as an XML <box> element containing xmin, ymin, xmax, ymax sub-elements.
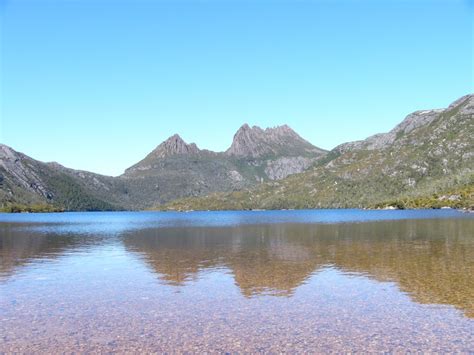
<box><xmin>161</xmin><ymin>94</ymin><xmax>474</xmax><ymax>211</ymax></box>
<box><xmin>1</xmin><ymin>94</ymin><xmax>472</xmax><ymax>211</ymax></box>
<box><xmin>1</xmin><ymin>123</ymin><xmax>327</xmax><ymax>210</ymax></box>
<box><xmin>225</xmin><ymin>124</ymin><xmax>324</xmax><ymax>158</ymax></box>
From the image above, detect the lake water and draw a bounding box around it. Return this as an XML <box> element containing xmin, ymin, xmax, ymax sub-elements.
<box><xmin>0</xmin><ymin>210</ymin><xmax>473</xmax><ymax>352</ymax></box>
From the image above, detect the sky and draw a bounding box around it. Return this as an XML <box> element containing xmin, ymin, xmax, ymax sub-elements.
<box><xmin>0</xmin><ymin>0</ymin><xmax>472</xmax><ymax>176</ymax></box>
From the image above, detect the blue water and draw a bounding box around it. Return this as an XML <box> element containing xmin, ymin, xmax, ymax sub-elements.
<box><xmin>0</xmin><ymin>208</ymin><xmax>470</xmax><ymax>233</ymax></box>
<box><xmin>0</xmin><ymin>210</ymin><xmax>473</xmax><ymax>352</ymax></box>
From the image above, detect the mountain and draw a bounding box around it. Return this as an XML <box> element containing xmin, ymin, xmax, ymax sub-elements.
<box><xmin>335</xmin><ymin>94</ymin><xmax>473</xmax><ymax>153</ymax></box>
<box><xmin>0</xmin><ymin>144</ymin><xmax>125</xmax><ymax>211</ymax></box>
<box><xmin>143</xmin><ymin>134</ymin><xmax>201</xmax><ymax>159</ymax></box>
<box><xmin>0</xmin><ymin>125</ymin><xmax>326</xmax><ymax>211</ymax></box>
<box><xmin>226</xmin><ymin>124</ymin><xmax>324</xmax><ymax>158</ymax></box>
<box><xmin>118</xmin><ymin>125</ymin><xmax>326</xmax><ymax>208</ymax></box>
<box><xmin>163</xmin><ymin>94</ymin><xmax>474</xmax><ymax>211</ymax></box>
<box><xmin>2</xmin><ymin>94</ymin><xmax>472</xmax><ymax>212</ymax></box>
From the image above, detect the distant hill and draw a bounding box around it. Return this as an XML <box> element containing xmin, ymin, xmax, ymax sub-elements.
<box><xmin>163</xmin><ymin>94</ymin><xmax>474</xmax><ymax>211</ymax></box>
<box><xmin>0</xmin><ymin>124</ymin><xmax>326</xmax><ymax>211</ymax></box>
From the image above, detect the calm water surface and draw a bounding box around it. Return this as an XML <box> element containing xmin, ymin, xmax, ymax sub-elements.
<box><xmin>0</xmin><ymin>210</ymin><xmax>473</xmax><ymax>352</ymax></box>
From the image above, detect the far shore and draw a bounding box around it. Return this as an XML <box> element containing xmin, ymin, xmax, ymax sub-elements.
<box><xmin>1</xmin><ymin>206</ymin><xmax>473</xmax><ymax>214</ymax></box>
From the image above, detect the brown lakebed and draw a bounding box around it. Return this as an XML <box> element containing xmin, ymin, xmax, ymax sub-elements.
<box><xmin>0</xmin><ymin>210</ymin><xmax>473</xmax><ymax>352</ymax></box>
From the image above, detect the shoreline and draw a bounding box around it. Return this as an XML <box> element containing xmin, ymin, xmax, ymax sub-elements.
<box><xmin>1</xmin><ymin>206</ymin><xmax>473</xmax><ymax>214</ymax></box>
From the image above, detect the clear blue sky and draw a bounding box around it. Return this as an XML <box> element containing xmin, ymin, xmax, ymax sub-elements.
<box><xmin>1</xmin><ymin>0</ymin><xmax>472</xmax><ymax>176</ymax></box>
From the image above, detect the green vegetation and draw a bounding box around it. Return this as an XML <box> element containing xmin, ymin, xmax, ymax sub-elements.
<box><xmin>158</xmin><ymin>96</ymin><xmax>473</xmax><ymax>212</ymax></box>
<box><xmin>1</xmin><ymin>94</ymin><xmax>472</xmax><ymax>212</ymax></box>
<box><xmin>160</xmin><ymin>174</ymin><xmax>474</xmax><ymax>212</ymax></box>
<box><xmin>41</xmin><ymin>173</ymin><xmax>120</xmax><ymax>211</ymax></box>
<box><xmin>0</xmin><ymin>203</ymin><xmax>64</xmax><ymax>213</ymax></box>
<box><xmin>373</xmin><ymin>184</ymin><xmax>474</xmax><ymax>210</ymax></box>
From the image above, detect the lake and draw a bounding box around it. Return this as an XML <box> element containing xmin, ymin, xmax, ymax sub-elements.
<box><xmin>0</xmin><ymin>210</ymin><xmax>473</xmax><ymax>352</ymax></box>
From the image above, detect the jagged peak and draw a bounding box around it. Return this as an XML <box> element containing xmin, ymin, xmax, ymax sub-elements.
<box><xmin>235</xmin><ymin>123</ymin><xmax>295</xmax><ymax>133</ymax></box>
<box><xmin>234</xmin><ymin>123</ymin><xmax>263</xmax><ymax>134</ymax></box>
<box><xmin>124</xmin><ymin>134</ymin><xmax>202</xmax><ymax>175</ymax></box>
<box><xmin>151</xmin><ymin>134</ymin><xmax>200</xmax><ymax>158</ymax></box>
<box><xmin>232</xmin><ymin>124</ymin><xmax>297</xmax><ymax>140</ymax></box>
<box><xmin>239</xmin><ymin>123</ymin><xmax>251</xmax><ymax>130</ymax></box>
<box><xmin>265</xmin><ymin>124</ymin><xmax>299</xmax><ymax>137</ymax></box>
<box><xmin>226</xmin><ymin>123</ymin><xmax>318</xmax><ymax>158</ymax></box>
<box><xmin>162</xmin><ymin>134</ymin><xmax>187</xmax><ymax>146</ymax></box>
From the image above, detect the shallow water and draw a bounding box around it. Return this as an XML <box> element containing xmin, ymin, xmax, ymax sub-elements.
<box><xmin>0</xmin><ymin>210</ymin><xmax>473</xmax><ymax>352</ymax></box>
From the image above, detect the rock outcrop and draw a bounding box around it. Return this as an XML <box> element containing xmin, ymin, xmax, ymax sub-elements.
<box><xmin>150</xmin><ymin>134</ymin><xmax>201</xmax><ymax>158</ymax></box>
<box><xmin>124</xmin><ymin>134</ymin><xmax>202</xmax><ymax>175</ymax></box>
<box><xmin>226</xmin><ymin>124</ymin><xmax>323</xmax><ymax>158</ymax></box>
<box><xmin>0</xmin><ymin>144</ymin><xmax>121</xmax><ymax>210</ymax></box>
<box><xmin>265</xmin><ymin>157</ymin><xmax>314</xmax><ymax>180</ymax></box>
<box><xmin>0</xmin><ymin>144</ymin><xmax>51</xmax><ymax>200</ymax></box>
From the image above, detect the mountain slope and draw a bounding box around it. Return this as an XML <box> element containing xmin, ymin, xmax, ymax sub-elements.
<box><xmin>2</xmin><ymin>95</ymin><xmax>471</xmax><ymax>212</ymax></box>
<box><xmin>115</xmin><ymin>125</ymin><xmax>326</xmax><ymax>208</ymax></box>
<box><xmin>0</xmin><ymin>145</ymin><xmax>125</xmax><ymax>211</ymax></box>
<box><xmin>1</xmin><ymin>125</ymin><xmax>326</xmax><ymax>210</ymax></box>
<box><xmin>162</xmin><ymin>94</ymin><xmax>474</xmax><ymax>211</ymax></box>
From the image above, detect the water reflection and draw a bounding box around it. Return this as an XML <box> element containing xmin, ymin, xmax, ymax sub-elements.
<box><xmin>2</xmin><ymin>216</ymin><xmax>471</xmax><ymax>317</ymax></box>
<box><xmin>123</xmin><ymin>226</ymin><xmax>321</xmax><ymax>296</ymax></box>
<box><xmin>0</xmin><ymin>224</ymin><xmax>118</xmax><ymax>279</ymax></box>
<box><xmin>122</xmin><ymin>220</ymin><xmax>474</xmax><ymax>317</ymax></box>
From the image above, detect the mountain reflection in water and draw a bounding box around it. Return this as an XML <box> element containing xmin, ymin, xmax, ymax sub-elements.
<box><xmin>1</xmin><ymin>216</ymin><xmax>472</xmax><ymax>318</ymax></box>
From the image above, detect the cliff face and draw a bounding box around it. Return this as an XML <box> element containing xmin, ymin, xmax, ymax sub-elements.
<box><xmin>0</xmin><ymin>144</ymin><xmax>51</xmax><ymax>200</ymax></box>
<box><xmin>226</xmin><ymin>124</ymin><xmax>323</xmax><ymax>158</ymax></box>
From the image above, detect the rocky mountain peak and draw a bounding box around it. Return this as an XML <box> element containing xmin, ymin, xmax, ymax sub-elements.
<box><xmin>151</xmin><ymin>134</ymin><xmax>200</xmax><ymax>158</ymax></box>
<box><xmin>266</xmin><ymin>124</ymin><xmax>296</xmax><ymax>135</ymax></box>
<box><xmin>226</xmin><ymin>124</ymin><xmax>321</xmax><ymax>158</ymax></box>
<box><xmin>226</xmin><ymin>124</ymin><xmax>271</xmax><ymax>158</ymax></box>
<box><xmin>123</xmin><ymin>134</ymin><xmax>201</xmax><ymax>176</ymax></box>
